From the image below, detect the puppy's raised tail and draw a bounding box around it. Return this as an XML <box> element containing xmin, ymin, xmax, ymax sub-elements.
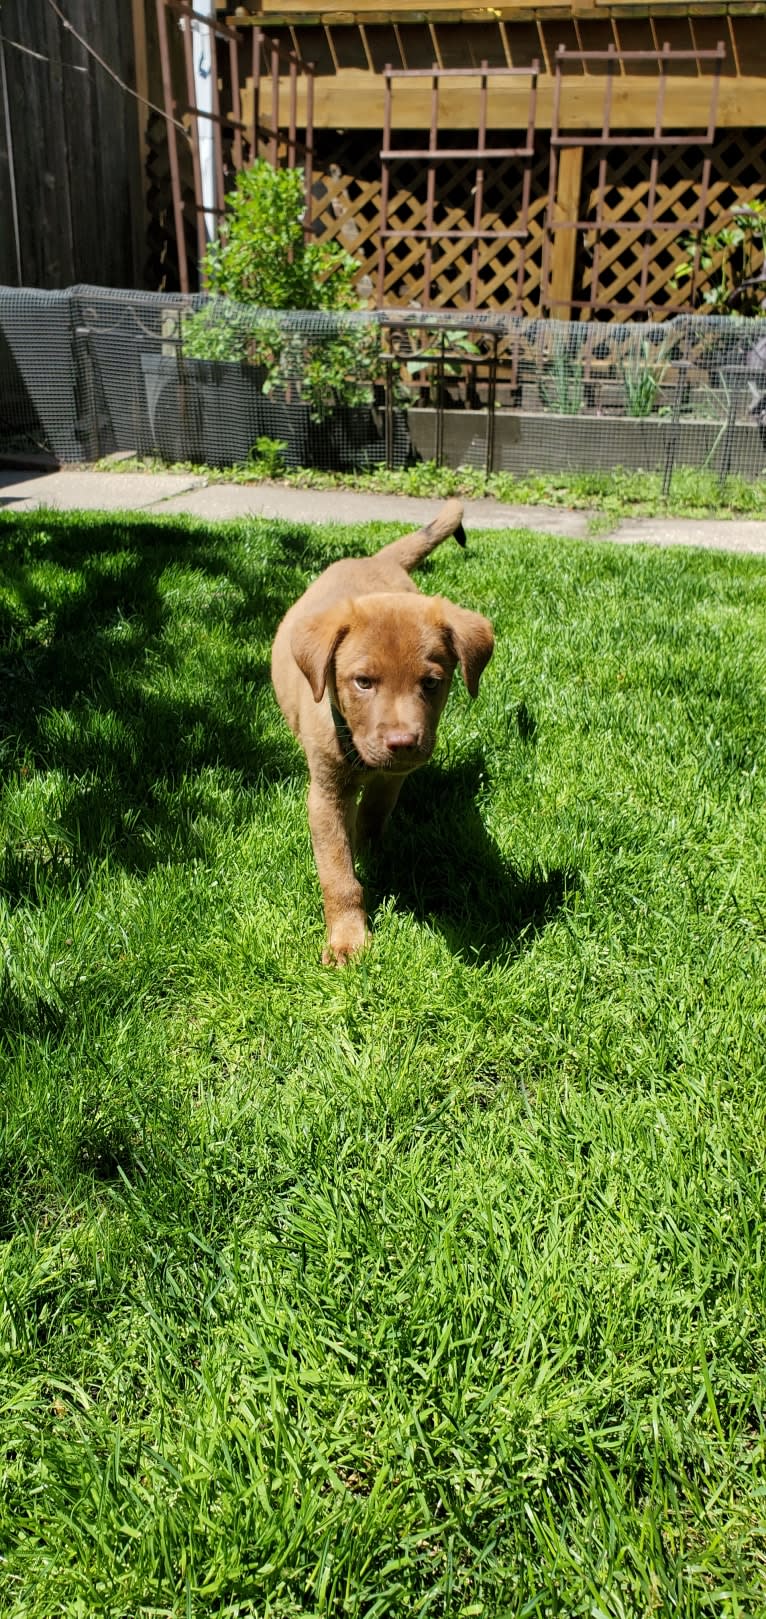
<box><xmin>376</xmin><ymin>498</ymin><xmax>466</xmax><ymax>574</ymax></box>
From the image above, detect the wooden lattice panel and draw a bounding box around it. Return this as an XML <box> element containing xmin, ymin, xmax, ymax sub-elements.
<box><xmin>266</xmin><ymin>125</ymin><xmax>766</xmax><ymax>318</ymax></box>
<box><xmin>573</xmin><ymin>131</ymin><xmax>766</xmax><ymax>320</ymax></box>
<box><xmin>310</xmin><ymin>133</ymin><xmax>549</xmax><ymax>313</ymax></box>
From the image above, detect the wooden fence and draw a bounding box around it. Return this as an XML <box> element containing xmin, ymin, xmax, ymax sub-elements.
<box><xmin>0</xmin><ymin>0</ymin><xmax>146</xmax><ymax>289</ymax></box>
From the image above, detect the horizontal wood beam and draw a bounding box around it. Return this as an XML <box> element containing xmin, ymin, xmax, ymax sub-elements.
<box><xmin>242</xmin><ymin>71</ymin><xmax>766</xmax><ymax>128</ymax></box>
<box><xmin>228</xmin><ymin>4</ymin><xmax>766</xmax><ymax>20</ymax></box>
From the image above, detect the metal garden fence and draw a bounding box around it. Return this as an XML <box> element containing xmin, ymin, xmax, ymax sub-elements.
<box><xmin>1</xmin><ymin>285</ymin><xmax>765</xmax><ymax>490</ymax></box>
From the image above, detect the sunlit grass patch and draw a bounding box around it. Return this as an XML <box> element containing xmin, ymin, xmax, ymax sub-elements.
<box><xmin>1</xmin><ymin>506</ymin><xmax>765</xmax><ymax>1616</ymax></box>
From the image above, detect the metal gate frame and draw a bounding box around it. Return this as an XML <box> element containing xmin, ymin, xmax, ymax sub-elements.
<box><xmin>157</xmin><ymin>0</ymin><xmax>315</xmax><ymax>293</ymax></box>
<box><xmin>542</xmin><ymin>40</ymin><xmax>726</xmax><ymax>319</ymax></box>
<box><xmin>377</xmin><ymin>60</ymin><xmax>540</xmax><ymax>311</ymax></box>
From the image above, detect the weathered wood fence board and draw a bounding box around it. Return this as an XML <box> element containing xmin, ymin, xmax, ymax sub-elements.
<box><xmin>0</xmin><ymin>0</ymin><xmax>146</xmax><ymax>288</ymax></box>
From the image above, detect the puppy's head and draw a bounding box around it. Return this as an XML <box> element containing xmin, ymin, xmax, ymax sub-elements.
<box><xmin>291</xmin><ymin>591</ymin><xmax>493</xmax><ymax>772</ymax></box>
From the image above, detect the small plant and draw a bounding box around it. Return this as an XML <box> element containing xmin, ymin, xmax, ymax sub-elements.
<box><xmin>673</xmin><ymin>201</ymin><xmax>766</xmax><ymax>314</ymax></box>
<box><xmin>182</xmin><ymin>303</ymin><xmax>282</xmax><ymax>368</ymax></box>
<box><xmin>404</xmin><ymin>328</ymin><xmax>482</xmax><ymax>406</ymax></box>
<box><xmin>621</xmin><ymin>337</ymin><xmax>672</xmax><ymax>418</ymax></box>
<box><xmin>182</xmin><ymin>304</ymin><xmax>245</xmax><ymax>362</ymax></box>
<box><xmin>248</xmin><ymin>436</ymin><xmax>288</xmax><ymax>477</ymax></box>
<box><xmin>539</xmin><ymin>351</ymin><xmax>584</xmax><ymax>415</ymax></box>
<box><xmin>284</xmin><ymin>321</ymin><xmax>384</xmax><ymax>421</ymax></box>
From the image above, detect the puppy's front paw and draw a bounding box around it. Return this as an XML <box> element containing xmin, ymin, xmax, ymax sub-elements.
<box><xmin>322</xmin><ymin>912</ymin><xmax>369</xmax><ymax>967</ymax></box>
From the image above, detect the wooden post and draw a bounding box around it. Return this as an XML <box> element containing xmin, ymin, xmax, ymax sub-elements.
<box><xmin>547</xmin><ymin>144</ymin><xmax>583</xmax><ymax>321</ymax></box>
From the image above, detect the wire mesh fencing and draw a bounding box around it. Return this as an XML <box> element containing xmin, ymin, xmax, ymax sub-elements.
<box><xmin>1</xmin><ymin>285</ymin><xmax>765</xmax><ymax>489</ymax></box>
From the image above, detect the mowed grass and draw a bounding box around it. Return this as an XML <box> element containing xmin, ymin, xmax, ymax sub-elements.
<box><xmin>0</xmin><ymin>507</ymin><xmax>765</xmax><ymax>1618</ymax></box>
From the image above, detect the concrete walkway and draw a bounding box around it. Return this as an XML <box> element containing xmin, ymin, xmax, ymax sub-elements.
<box><xmin>2</xmin><ymin>466</ymin><xmax>766</xmax><ymax>555</ymax></box>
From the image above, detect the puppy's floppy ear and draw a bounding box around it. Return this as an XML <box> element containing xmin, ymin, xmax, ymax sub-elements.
<box><xmin>291</xmin><ymin>602</ymin><xmax>352</xmax><ymax>702</ymax></box>
<box><xmin>440</xmin><ymin>599</ymin><xmax>494</xmax><ymax>698</ymax></box>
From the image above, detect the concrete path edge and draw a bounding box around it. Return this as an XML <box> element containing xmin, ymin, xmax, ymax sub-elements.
<box><xmin>1</xmin><ymin>467</ymin><xmax>766</xmax><ymax>556</ymax></box>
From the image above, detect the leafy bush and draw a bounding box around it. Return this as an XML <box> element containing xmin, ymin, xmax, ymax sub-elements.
<box><xmin>182</xmin><ymin>162</ymin><xmax>382</xmax><ymax>421</ymax></box>
<box><xmin>201</xmin><ymin>161</ymin><xmax>359</xmax><ymax>312</ymax></box>
<box><xmin>182</xmin><ymin>303</ymin><xmax>281</xmax><ymax>368</ymax></box>
<box><xmin>673</xmin><ymin>201</ymin><xmax>766</xmax><ymax>314</ymax></box>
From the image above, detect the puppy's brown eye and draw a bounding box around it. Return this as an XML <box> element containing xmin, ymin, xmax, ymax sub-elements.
<box><xmin>353</xmin><ymin>675</ymin><xmax>374</xmax><ymax>691</ymax></box>
<box><xmin>421</xmin><ymin>675</ymin><xmax>441</xmax><ymax>693</ymax></box>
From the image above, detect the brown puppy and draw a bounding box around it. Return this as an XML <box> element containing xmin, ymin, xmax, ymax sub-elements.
<box><xmin>271</xmin><ymin>499</ymin><xmax>493</xmax><ymax>963</ymax></box>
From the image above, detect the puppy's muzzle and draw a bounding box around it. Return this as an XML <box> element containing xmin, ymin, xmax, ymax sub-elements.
<box><xmin>385</xmin><ymin>729</ymin><xmax>418</xmax><ymax>755</ymax></box>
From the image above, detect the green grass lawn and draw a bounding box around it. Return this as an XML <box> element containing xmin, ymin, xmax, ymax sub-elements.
<box><xmin>1</xmin><ymin>507</ymin><xmax>765</xmax><ymax>1617</ymax></box>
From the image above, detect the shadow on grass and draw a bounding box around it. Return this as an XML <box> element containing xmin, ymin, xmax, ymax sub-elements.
<box><xmin>366</xmin><ymin>753</ymin><xmax>576</xmax><ymax>963</ymax></box>
<box><xmin>0</xmin><ymin>508</ymin><xmax>332</xmax><ymax>898</ymax></box>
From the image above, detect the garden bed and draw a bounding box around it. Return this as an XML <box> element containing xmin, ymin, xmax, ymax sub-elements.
<box><xmin>407</xmin><ymin>406</ymin><xmax>765</xmax><ymax>477</ymax></box>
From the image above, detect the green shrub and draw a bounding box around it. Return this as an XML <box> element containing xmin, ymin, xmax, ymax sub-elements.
<box><xmin>182</xmin><ymin>162</ymin><xmax>382</xmax><ymax>420</ymax></box>
<box><xmin>201</xmin><ymin>161</ymin><xmax>359</xmax><ymax>311</ymax></box>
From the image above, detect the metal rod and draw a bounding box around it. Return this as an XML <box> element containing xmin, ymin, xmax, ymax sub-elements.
<box><xmin>383</xmin><ymin>61</ymin><xmax>568</xmax><ymax>77</ymax></box>
<box><xmin>435</xmin><ymin>329</ymin><xmax>445</xmax><ymax>466</ymax></box>
<box><xmin>538</xmin><ymin>216</ymin><xmax>716</xmax><ymax>234</ymax></box>
<box><xmin>380</xmin><ymin>145</ymin><xmax>533</xmax><ymax>161</ymax></box>
<box><xmin>380</xmin><ymin>228</ymin><xmax>528</xmax><ymax>241</ymax></box>
<box><xmin>288</xmin><ymin>56</ymin><xmax>297</xmax><ymax>166</ymax></box>
<box><xmin>515</xmin><ymin>147</ymin><xmax>534</xmax><ymax>311</ymax></box>
<box><xmin>485</xmin><ymin>331</ymin><xmax>498</xmax><ymax>476</ymax></box>
<box><xmin>706</xmin><ymin>45</ymin><xmax>724</xmax><ymax>143</ymax></box>
<box><xmin>469</xmin><ymin>61</ymin><xmax>489</xmax><ymax>310</ymax></box>
<box><xmin>230</xmin><ymin>26</ymin><xmax>243</xmax><ymax>172</ymax></box>
<box><xmin>377</xmin><ymin>63</ymin><xmax>393</xmax><ymax>306</ymax></box>
<box><xmin>384</xmin><ymin>354</ymin><xmax>394</xmax><ymax>470</ymax></box>
<box><xmin>423</xmin><ymin>64</ymin><xmax>439</xmax><ymax>309</ymax></box>
<box><xmin>543</xmin><ymin>48</ymin><xmax>563</xmax><ymax>317</ymax></box>
<box><xmin>180</xmin><ymin>10</ymin><xmax>207</xmax><ymax>272</ymax></box>
<box><xmin>251</xmin><ymin>27</ymin><xmax>260</xmax><ymax>159</ymax></box>
<box><xmin>156</xmin><ymin>0</ymin><xmax>189</xmax><ymax>293</ymax></box>
<box><xmin>551</xmin><ymin>44</ymin><xmax>724</xmax><ymax>62</ymax></box>
<box><xmin>304</xmin><ymin>67</ymin><xmax>315</xmax><ymax>240</ymax></box>
<box><xmin>639</xmin><ymin>41</ymin><xmax>667</xmax><ymax>308</ymax></box>
<box><xmin>589</xmin><ymin>43</ymin><xmax>616</xmax><ymax>316</ymax></box>
<box><xmin>270</xmin><ymin>37</ymin><xmax>279</xmax><ymax>165</ymax></box>
<box><xmin>516</xmin><ymin>58</ymin><xmax>539</xmax><ymax>311</ymax></box>
<box><xmin>552</xmin><ymin>133</ymin><xmax>716</xmax><ymax>149</ymax></box>
<box><xmin>691</xmin><ymin>146</ymin><xmax>714</xmax><ymax>306</ymax></box>
<box><xmin>210</xmin><ymin>20</ymin><xmax>226</xmax><ymax>219</ymax></box>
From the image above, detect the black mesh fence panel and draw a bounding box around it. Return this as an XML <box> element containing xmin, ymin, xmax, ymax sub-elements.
<box><xmin>1</xmin><ymin>286</ymin><xmax>765</xmax><ymax>486</ymax></box>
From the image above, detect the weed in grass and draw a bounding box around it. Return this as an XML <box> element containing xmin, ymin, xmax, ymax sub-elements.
<box><xmin>1</xmin><ymin>507</ymin><xmax>765</xmax><ymax>1615</ymax></box>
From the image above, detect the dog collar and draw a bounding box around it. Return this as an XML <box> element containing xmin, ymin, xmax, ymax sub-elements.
<box><xmin>330</xmin><ymin>700</ymin><xmax>366</xmax><ymax>771</ymax></box>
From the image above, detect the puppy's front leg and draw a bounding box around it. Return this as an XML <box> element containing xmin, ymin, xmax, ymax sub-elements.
<box><xmin>356</xmin><ymin>775</ymin><xmax>404</xmax><ymax>849</ymax></box>
<box><xmin>307</xmin><ymin>781</ymin><xmax>368</xmax><ymax>965</ymax></box>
